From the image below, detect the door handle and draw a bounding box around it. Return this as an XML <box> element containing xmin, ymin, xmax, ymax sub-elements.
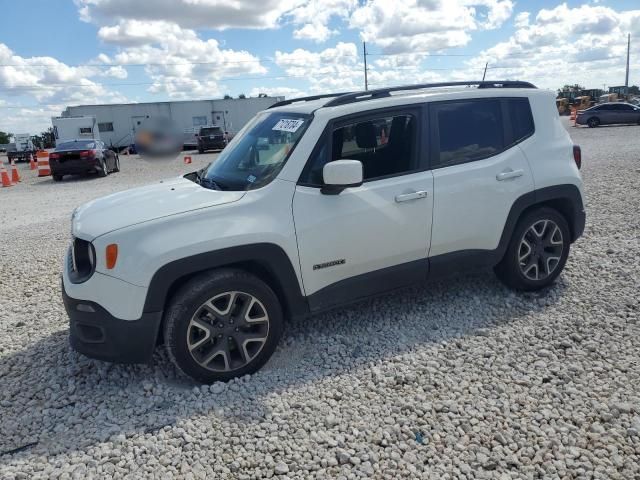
<box><xmin>496</xmin><ymin>169</ymin><xmax>524</xmax><ymax>181</ymax></box>
<box><xmin>395</xmin><ymin>191</ymin><xmax>428</xmax><ymax>203</ymax></box>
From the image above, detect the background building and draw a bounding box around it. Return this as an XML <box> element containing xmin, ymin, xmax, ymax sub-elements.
<box><xmin>60</xmin><ymin>96</ymin><xmax>284</xmax><ymax>148</ymax></box>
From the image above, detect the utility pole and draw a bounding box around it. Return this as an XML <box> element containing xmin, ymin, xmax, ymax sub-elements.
<box><xmin>625</xmin><ymin>33</ymin><xmax>630</xmax><ymax>89</ymax></box>
<box><xmin>482</xmin><ymin>62</ymin><xmax>488</xmax><ymax>81</ymax></box>
<box><xmin>363</xmin><ymin>42</ymin><xmax>368</xmax><ymax>91</ymax></box>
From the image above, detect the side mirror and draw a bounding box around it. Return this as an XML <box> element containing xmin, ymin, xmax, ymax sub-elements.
<box><xmin>321</xmin><ymin>159</ymin><xmax>363</xmax><ymax>195</ymax></box>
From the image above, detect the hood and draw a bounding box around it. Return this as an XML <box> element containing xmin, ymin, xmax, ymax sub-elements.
<box><xmin>73</xmin><ymin>176</ymin><xmax>245</xmax><ymax>240</ymax></box>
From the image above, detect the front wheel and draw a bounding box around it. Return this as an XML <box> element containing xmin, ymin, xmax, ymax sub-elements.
<box><xmin>494</xmin><ymin>208</ymin><xmax>571</xmax><ymax>291</ymax></box>
<box><xmin>163</xmin><ymin>269</ymin><xmax>283</xmax><ymax>383</ymax></box>
<box><xmin>587</xmin><ymin>117</ymin><xmax>600</xmax><ymax>128</ymax></box>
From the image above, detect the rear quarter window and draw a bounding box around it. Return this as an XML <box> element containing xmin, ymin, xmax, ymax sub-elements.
<box><xmin>507</xmin><ymin>98</ymin><xmax>534</xmax><ymax>144</ymax></box>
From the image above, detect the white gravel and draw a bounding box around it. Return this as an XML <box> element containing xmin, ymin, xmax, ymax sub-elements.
<box><xmin>1</xmin><ymin>122</ymin><xmax>639</xmax><ymax>479</ymax></box>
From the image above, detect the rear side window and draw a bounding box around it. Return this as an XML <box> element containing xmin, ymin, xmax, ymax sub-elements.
<box><xmin>507</xmin><ymin>98</ymin><xmax>534</xmax><ymax>144</ymax></box>
<box><xmin>432</xmin><ymin>99</ymin><xmax>504</xmax><ymax>168</ymax></box>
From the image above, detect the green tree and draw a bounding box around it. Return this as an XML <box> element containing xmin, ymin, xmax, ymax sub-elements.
<box><xmin>238</xmin><ymin>93</ymin><xmax>247</xmax><ymax>99</ymax></box>
<box><xmin>0</xmin><ymin>131</ymin><xmax>11</xmax><ymax>144</ymax></box>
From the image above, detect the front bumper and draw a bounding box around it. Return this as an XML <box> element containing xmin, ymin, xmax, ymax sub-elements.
<box><xmin>63</xmin><ymin>282</ymin><xmax>162</xmax><ymax>363</ymax></box>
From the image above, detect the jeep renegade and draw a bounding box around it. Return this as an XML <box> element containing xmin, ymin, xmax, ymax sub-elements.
<box><xmin>63</xmin><ymin>81</ymin><xmax>585</xmax><ymax>383</ymax></box>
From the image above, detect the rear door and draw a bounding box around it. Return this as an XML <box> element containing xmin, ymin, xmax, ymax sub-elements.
<box><xmin>615</xmin><ymin>103</ymin><xmax>638</xmax><ymax>123</ymax></box>
<box><xmin>429</xmin><ymin>97</ymin><xmax>535</xmax><ymax>264</ymax></box>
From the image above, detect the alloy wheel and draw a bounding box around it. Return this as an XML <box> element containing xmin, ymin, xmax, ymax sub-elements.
<box><xmin>187</xmin><ymin>291</ymin><xmax>270</xmax><ymax>372</ymax></box>
<box><xmin>518</xmin><ymin>219</ymin><xmax>564</xmax><ymax>281</ymax></box>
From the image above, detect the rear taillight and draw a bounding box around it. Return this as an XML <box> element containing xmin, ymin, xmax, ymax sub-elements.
<box><xmin>573</xmin><ymin>145</ymin><xmax>582</xmax><ymax>169</ymax></box>
<box><xmin>80</xmin><ymin>150</ymin><xmax>96</xmax><ymax>158</ymax></box>
<box><xmin>49</xmin><ymin>152</ymin><xmax>60</xmax><ymax>159</ymax></box>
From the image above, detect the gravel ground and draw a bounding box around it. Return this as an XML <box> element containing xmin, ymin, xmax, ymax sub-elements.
<box><xmin>1</xmin><ymin>121</ymin><xmax>639</xmax><ymax>479</ymax></box>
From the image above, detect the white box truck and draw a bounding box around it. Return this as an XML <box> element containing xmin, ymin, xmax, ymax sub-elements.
<box><xmin>52</xmin><ymin>116</ymin><xmax>100</xmax><ymax>147</ymax></box>
<box><xmin>7</xmin><ymin>133</ymin><xmax>35</xmax><ymax>162</ymax></box>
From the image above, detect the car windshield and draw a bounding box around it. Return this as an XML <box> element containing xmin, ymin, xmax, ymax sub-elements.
<box><xmin>199</xmin><ymin>111</ymin><xmax>311</xmax><ymax>191</ymax></box>
<box><xmin>200</xmin><ymin>127</ymin><xmax>222</xmax><ymax>135</ymax></box>
<box><xmin>57</xmin><ymin>140</ymin><xmax>96</xmax><ymax>150</ymax></box>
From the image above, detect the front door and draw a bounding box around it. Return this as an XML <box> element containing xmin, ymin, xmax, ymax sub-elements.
<box><xmin>292</xmin><ymin>108</ymin><xmax>433</xmax><ymax>311</ymax></box>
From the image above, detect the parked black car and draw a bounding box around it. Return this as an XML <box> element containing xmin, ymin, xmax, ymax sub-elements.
<box><xmin>49</xmin><ymin>139</ymin><xmax>120</xmax><ymax>181</ymax></box>
<box><xmin>197</xmin><ymin>126</ymin><xmax>227</xmax><ymax>153</ymax></box>
<box><xmin>576</xmin><ymin>102</ymin><xmax>640</xmax><ymax>127</ymax></box>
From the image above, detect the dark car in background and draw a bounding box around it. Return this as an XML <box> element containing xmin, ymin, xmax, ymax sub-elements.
<box><xmin>49</xmin><ymin>139</ymin><xmax>120</xmax><ymax>181</ymax></box>
<box><xmin>197</xmin><ymin>126</ymin><xmax>227</xmax><ymax>153</ymax></box>
<box><xmin>576</xmin><ymin>102</ymin><xmax>640</xmax><ymax>127</ymax></box>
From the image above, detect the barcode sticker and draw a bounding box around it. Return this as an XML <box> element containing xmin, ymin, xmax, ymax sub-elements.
<box><xmin>272</xmin><ymin>119</ymin><xmax>305</xmax><ymax>133</ymax></box>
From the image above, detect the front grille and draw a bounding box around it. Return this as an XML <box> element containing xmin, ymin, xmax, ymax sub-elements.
<box><xmin>69</xmin><ymin>237</ymin><xmax>95</xmax><ymax>283</ymax></box>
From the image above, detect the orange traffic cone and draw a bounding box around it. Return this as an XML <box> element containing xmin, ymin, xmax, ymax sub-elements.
<box><xmin>1</xmin><ymin>164</ymin><xmax>12</xmax><ymax>187</ymax></box>
<box><xmin>10</xmin><ymin>160</ymin><xmax>20</xmax><ymax>183</ymax></box>
<box><xmin>29</xmin><ymin>154</ymin><xmax>37</xmax><ymax>170</ymax></box>
<box><xmin>36</xmin><ymin>151</ymin><xmax>51</xmax><ymax>177</ymax></box>
<box><xmin>184</xmin><ymin>155</ymin><xmax>192</xmax><ymax>164</ymax></box>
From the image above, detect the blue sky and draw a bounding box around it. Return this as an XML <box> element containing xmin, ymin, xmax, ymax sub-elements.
<box><xmin>0</xmin><ymin>0</ymin><xmax>639</xmax><ymax>132</ymax></box>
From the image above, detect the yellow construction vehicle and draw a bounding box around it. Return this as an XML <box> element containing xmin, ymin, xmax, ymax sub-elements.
<box><xmin>573</xmin><ymin>96</ymin><xmax>592</xmax><ymax>110</ymax></box>
<box><xmin>556</xmin><ymin>98</ymin><xmax>571</xmax><ymax>115</ymax></box>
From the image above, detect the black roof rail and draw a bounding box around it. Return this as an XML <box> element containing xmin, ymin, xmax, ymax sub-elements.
<box><xmin>323</xmin><ymin>81</ymin><xmax>537</xmax><ymax>107</ymax></box>
<box><xmin>268</xmin><ymin>92</ymin><xmax>354</xmax><ymax>109</ymax></box>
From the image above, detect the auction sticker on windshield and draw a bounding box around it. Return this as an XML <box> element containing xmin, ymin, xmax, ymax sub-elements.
<box><xmin>272</xmin><ymin>119</ymin><xmax>305</xmax><ymax>133</ymax></box>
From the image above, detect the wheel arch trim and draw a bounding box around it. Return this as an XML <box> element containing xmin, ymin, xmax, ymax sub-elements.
<box><xmin>143</xmin><ymin>243</ymin><xmax>309</xmax><ymax>319</ymax></box>
<box><xmin>497</xmin><ymin>184</ymin><xmax>585</xmax><ymax>259</ymax></box>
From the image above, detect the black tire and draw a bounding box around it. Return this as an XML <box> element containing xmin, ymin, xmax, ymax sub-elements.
<box><xmin>112</xmin><ymin>155</ymin><xmax>120</xmax><ymax>173</ymax></box>
<box><xmin>52</xmin><ymin>174</ymin><xmax>63</xmax><ymax>182</ymax></box>
<box><xmin>97</xmin><ymin>158</ymin><xmax>108</xmax><ymax>177</ymax></box>
<box><xmin>494</xmin><ymin>207</ymin><xmax>571</xmax><ymax>291</ymax></box>
<box><xmin>587</xmin><ymin>117</ymin><xmax>600</xmax><ymax>128</ymax></box>
<box><xmin>198</xmin><ymin>148</ymin><xmax>204</xmax><ymax>154</ymax></box>
<box><xmin>163</xmin><ymin>269</ymin><xmax>284</xmax><ymax>384</ymax></box>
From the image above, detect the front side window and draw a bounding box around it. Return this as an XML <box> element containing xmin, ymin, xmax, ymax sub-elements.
<box><xmin>199</xmin><ymin>112</ymin><xmax>311</xmax><ymax>191</ymax></box>
<box><xmin>301</xmin><ymin>113</ymin><xmax>416</xmax><ymax>185</ymax></box>
<box><xmin>433</xmin><ymin>99</ymin><xmax>504</xmax><ymax>168</ymax></box>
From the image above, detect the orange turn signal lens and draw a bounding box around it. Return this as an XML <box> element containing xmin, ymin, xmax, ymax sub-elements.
<box><xmin>105</xmin><ymin>244</ymin><xmax>118</xmax><ymax>269</ymax></box>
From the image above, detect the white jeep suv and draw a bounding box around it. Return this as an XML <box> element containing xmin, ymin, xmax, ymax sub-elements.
<box><xmin>63</xmin><ymin>81</ymin><xmax>585</xmax><ymax>383</ymax></box>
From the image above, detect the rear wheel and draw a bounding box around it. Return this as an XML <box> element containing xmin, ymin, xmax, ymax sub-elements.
<box><xmin>52</xmin><ymin>174</ymin><xmax>63</xmax><ymax>182</ymax></box>
<box><xmin>494</xmin><ymin>208</ymin><xmax>570</xmax><ymax>291</ymax></box>
<box><xmin>98</xmin><ymin>158</ymin><xmax>108</xmax><ymax>177</ymax></box>
<box><xmin>198</xmin><ymin>148</ymin><xmax>204</xmax><ymax>154</ymax></box>
<box><xmin>163</xmin><ymin>269</ymin><xmax>284</xmax><ymax>383</ymax></box>
<box><xmin>112</xmin><ymin>155</ymin><xmax>120</xmax><ymax>173</ymax></box>
<box><xmin>587</xmin><ymin>117</ymin><xmax>600</xmax><ymax>128</ymax></box>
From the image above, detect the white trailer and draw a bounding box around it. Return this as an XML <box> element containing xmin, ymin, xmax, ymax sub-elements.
<box><xmin>52</xmin><ymin>116</ymin><xmax>100</xmax><ymax>146</ymax></box>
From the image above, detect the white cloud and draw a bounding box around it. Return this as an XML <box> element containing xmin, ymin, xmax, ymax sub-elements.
<box><xmin>104</xmin><ymin>23</ymin><xmax>267</xmax><ymax>99</ymax></box>
<box><xmin>98</xmin><ymin>20</ymin><xmax>186</xmax><ymax>46</ymax></box>
<box><xmin>467</xmin><ymin>3</ymin><xmax>640</xmax><ymax>89</ymax></box>
<box><xmin>514</xmin><ymin>11</ymin><xmax>530</xmax><ymax>28</ymax></box>
<box><xmin>275</xmin><ymin>42</ymin><xmax>363</xmax><ymax>92</ymax></box>
<box><xmin>0</xmin><ymin>43</ymin><xmax>127</xmax><ymax>106</ymax></box>
<box><xmin>289</xmin><ymin>0</ymin><xmax>356</xmax><ymax>42</ymax></box>
<box><xmin>350</xmin><ymin>0</ymin><xmax>514</xmax><ymax>53</ymax></box>
<box><xmin>76</xmin><ymin>0</ymin><xmax>304</xmax><ymax>30</ymax></box>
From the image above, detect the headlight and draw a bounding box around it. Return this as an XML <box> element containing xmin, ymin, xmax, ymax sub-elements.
<box><xmin>69</xmin><ymin>237</ymin><xmax>96</xmax><ymax>284</ymax></box>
